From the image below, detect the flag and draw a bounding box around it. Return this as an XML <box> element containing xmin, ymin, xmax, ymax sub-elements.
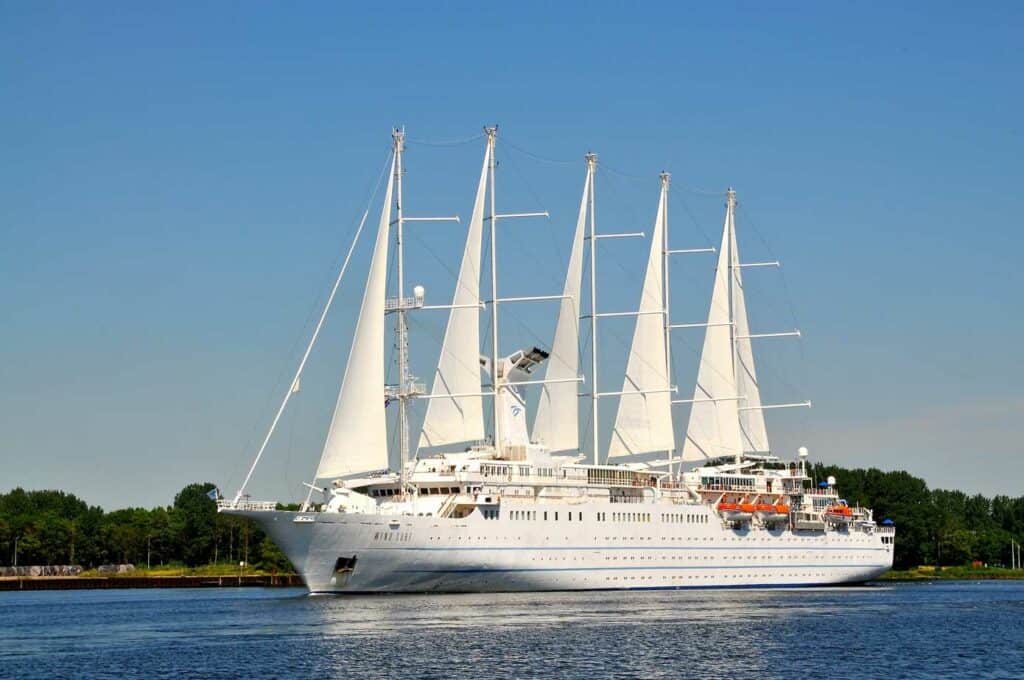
<box><xmin>291</xmin><ymin>376</ymin><xmax>301</xmax><ymax>394</ymax></box>
<box><xmin>207</xmin><ymin>488</ymin><xmax>220</xmax><ymax>501</ymax></box>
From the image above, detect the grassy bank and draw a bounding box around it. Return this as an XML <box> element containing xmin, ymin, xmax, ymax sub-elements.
<box><xmin>879</xmin><ymin>565</ymin><xmax>1024</xmax><ymax>581</ymax></box>
<box><xmin>77</xmin><ymin>563</ymin><xmax>296</xmax><ymax>578</ymax></box>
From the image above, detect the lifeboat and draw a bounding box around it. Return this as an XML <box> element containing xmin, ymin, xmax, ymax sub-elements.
<box><xmin>755</xmin><ymin>503</ymin><xmax>790</xmax><ymax>523</ymax></box>
<box><xmin>824</xmin><ymin>505</ymin><xmax>854</xmax><ymax>524</ymax></box>
<box><xmin>717</xmin><ymin>502</ymin><xmax>752</xmax><ymax>522</ymax></box>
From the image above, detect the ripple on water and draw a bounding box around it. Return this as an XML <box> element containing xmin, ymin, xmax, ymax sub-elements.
<box><xmin>1</xmin><ymin>582</ymin><xmax>1023</xmax><ymax>679</ymax></box>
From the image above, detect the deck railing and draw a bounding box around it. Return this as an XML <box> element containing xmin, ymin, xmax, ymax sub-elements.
<box><xmin>217</xmin><ymin>499</ymin><xmax>278</xmax><ymax>512</ymax></box>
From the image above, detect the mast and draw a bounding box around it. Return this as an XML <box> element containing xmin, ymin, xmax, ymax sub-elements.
<box><xmin>586</xmin><ymin>153</ymin><xmax>599</xmax><ymax>465</ymax></box>
<box><xmin>394</xmin><ymin>129</ymin><xmax>411</xmax><ymax>491</ymax></box>
<box><xmin>393</xmin><ymin>128</ymin><xmax>462</xmax><ymax>485</ymax></box>
<box><xmin>486</xmin><ymin>127</ymin><xmax>501</xmax><ymax>456</ymax></box>
<box><xmin>727</xmin><ymin>187</ymin><xmax>740</xmax><ymax>465</ymax></box>
<box><xmin>661</xmin><ymin>171</ymin><xmax>673</xmax><ymax>477</ymax></box>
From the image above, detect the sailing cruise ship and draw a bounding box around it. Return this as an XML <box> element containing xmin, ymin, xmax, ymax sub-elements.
<box><xmin>220</xmin><ymin>127</ymin><xmax>895</xmax><ymax>593</ymax></box>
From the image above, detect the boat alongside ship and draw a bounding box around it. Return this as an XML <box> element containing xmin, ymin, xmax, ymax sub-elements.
<box><xmin>220</xmin><ymin>127</ymin><xmax>895</xmax><ymax>593</ymax></box>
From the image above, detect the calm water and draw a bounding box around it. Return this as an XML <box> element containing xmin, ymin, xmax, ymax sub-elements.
<box><xmin>2</xmin><ymin>581</ymin><xmax>1022</xmax><ymax>679</ymax></box>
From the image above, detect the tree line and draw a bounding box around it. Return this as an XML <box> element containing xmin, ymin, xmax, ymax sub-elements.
<box><xmin>809</xmin><ymin>463</ymin><xmax>1024</xmax><ymax>569</ymax></box>
<box><xmin>0</xmin><ymin>483</ymin><xmax>291</xmax><ymax>571</ymax></box>
<box><xmin>2</xmin><ymin>468</ymin><xmax>1023</xmax><ymax>571</ymax></box>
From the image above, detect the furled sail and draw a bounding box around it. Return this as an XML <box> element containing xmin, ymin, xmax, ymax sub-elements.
<box><xmin>730</xmin><ymin>211</ymin><xmax>770</xmax><ymax>453</ymax></box>
<box><xmin>607</xmin><ymin>183</ymin><xmax>674</xmax><ymax>458</ymax></box>
<box><xmin>417</xmin><ymin>143</ymin><xmax>490</xmax><ymax>448</ymax></box>
<box><xmin>531</xmin><ymin>165</ymin><xmax>590</xmax><ymax>452</ymax></box>
<box><xmin>316</xmin><ymin>154</ymin><xmax>396</xmax><ymax>478</ymax></box>
<box><xmin>680</xmin><ymin>205</ymin><xmax>743</xmax><ymax>462</ymax></box>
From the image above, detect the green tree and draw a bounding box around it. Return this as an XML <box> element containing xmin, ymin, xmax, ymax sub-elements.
<box><xmin>171</xmin><ymin>482</ymin><xmax>219</xmax><ymax>566</ymax></box>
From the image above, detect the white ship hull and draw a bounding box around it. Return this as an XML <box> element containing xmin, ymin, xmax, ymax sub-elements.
<box><xmin>234</xmin><ymin>504</ymin><xmax>894</xmax><ymax>594</ymax></box>
<box><xmin>221</xmin><ymin>130</ymin><xmax>899</xmax><ymax>596</ymax></box>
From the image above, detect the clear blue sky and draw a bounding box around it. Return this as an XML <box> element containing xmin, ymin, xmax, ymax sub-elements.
<box><xmin>2</xmin><ymin>2</ymin><xmax>1022</xmax><ymax>509</ymax></box>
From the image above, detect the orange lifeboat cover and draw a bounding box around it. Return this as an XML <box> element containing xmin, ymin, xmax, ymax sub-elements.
<box><xmin>739</xmin><ymin>503</ymin><xmax>757</xmax><ymax>513</ymax></box>
<box><xmin>718</xmin><ymin>502</ymin><xmax>739</xmax><ymax>511</ymax></box>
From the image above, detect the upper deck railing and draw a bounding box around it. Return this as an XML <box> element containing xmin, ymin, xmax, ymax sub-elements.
<box><xmin>217</xmin><ymin>499</ymin><xmax>278</xmax><ymax>512</ymax></box>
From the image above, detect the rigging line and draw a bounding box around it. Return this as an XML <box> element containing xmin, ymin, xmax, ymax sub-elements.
<box><xmin>405</xmin><ymin>229</ymin><xmax>502</xmax><ymax>381</ymax></box>
<box><xmin>734</xmin><ymin>202</ymin><xmax>803</xmax><ymax>331</ymax></box>
<box><xmin>597</xmin><ymin>170</ymin><xmax>646</xmax><ymax>284</ymax></box>
<box><xmin>670</xmin><ymin>191</ymin><xmax>719</xmax><ymax>250</ymax></box>
<box><xmin>727</xmin><ymin>201</ymin><xmax>809</xmax><ymax>399</ymax></box>
<box><xmin>284</xmin><ymin>383</ymin><xmax>301</xmax><ymax>503</ymax></box>
<box><xmin>600</xmin><ymin>162</ymin><xmax>649</xmax><ymax>182</ymax></box>
<box><xmin>406</xmin><ymin>212</ymin><xmax>493</xmax><ymax>318</ymax></box>
<box><xmin>232</xmin><ymin>149</ymin><xmax>393</xmax><ymax>506</ymax></box>
<box><xmin>495</xmin><ymin>146</ymin><xmax>568</xmax><ymax>293</ymax></box>
<box><xmin>502</xmin><ymin>136</ymin><xmax>578</xmax><ymax>165</ymax></box>
<box><xmin>680</xmin><ymin>184</ymin><xmax>730</xmax><ymax>197</ymax></box>
<box><xmin>406</xmin><ymin>132</ymin><xmax>485</xmax><ymax>147</ymax></box>
<box><xmin>604</xmin><ymin>161</ymin><xmax>727</xmax><ymax>197</ymax></box>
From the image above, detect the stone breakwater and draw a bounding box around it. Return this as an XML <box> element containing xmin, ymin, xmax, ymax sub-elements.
<box><xmin>0</xmin><ymin>565</ymin><xmax>84</xmax><ymax>577</ymax></box>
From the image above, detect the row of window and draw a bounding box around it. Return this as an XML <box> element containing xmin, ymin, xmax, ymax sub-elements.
<box><xmin>701</xmin><ymin>476</ymin><xmax>756</xmax><ymax>490</ymax></box>
<box><xmin>586</xmin><ymin>468</ymin><xmax>655</xmax><ymax>487</ymax></box>
<box><xmin>481</xmin><ymin>464</ymin><xmax>543</xmax><ymax>478</ymax></box>
<box><xmin>507</xmin><ymin>510</ymin><xmax>584</xmax><ymax>522</ymax></box>
<box><xmin>488</xmin><ymin>510</ymin><xmax>741</xmax><ymax>524</ymax></box>
<box><xmin>370</xmin><ymin>486</ymin><xmax>482</xmax><ymax>497</ymax></box>
<box><xmin>661</xmin><ymin>513</ymin><xmax>709</xmax><ymax>524</ymax></box>
<box><xmin>609</xmin><ymin>512</ymin><xmax>651</xmax><ymax>523</ymax></box>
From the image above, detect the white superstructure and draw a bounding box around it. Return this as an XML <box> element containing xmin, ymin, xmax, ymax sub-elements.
<box><xmin>221</xmin><ymin>128</ymin><xmax>895</xmax><ymax>593</ymax></box>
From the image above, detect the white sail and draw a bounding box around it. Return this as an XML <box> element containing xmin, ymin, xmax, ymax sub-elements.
<box><xmin>730</xmin><ymin>211</ymin><xmax>770</xmax><ymax>453</ymax></box>
<box><xmin>316</xmin><ymin>154</ymin><xmax>395</xmax><ymax>478</ymax></box>
<box><xmin>680</xmin><ymin>206</ymin><xmax>742</xmax><ymax>462</ymax></box>
<box><xmin>607</xmin><ymin>184</ymin><xmax>674</xmax><ymax>458</ymax></box>
<box><xmin>531</xmin><ymin>166</ymin><xmax>590</xmax><ymax>452</ymax></box>
<box><xmin>417</xmin><ymin>143</ymin><xmax>490</xmax><ymax>448</ymax></box>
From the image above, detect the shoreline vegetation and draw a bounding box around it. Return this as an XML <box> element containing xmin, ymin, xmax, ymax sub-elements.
<box><xmin>3</xmin><ymin>465</ymin><xmax>1024</xmax><ymax>589</ymax></box>
<box><xmin>878</xmin><ymin>566</ymin><xmax>1024</xmax><ymax>581</ymax></box>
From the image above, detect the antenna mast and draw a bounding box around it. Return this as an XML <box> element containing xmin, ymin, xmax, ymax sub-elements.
<box><xmin>393</xmin><ymin>129</ymin><xmax>412</xmax><ymax>491</ymax></box>
<box><xmin>586</xmin><ymin>153</ymin><xmax>599</xmax><ymax>465</ymax></box>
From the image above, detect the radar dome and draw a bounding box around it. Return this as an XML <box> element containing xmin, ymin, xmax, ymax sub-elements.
<box><xmin>797</xmin><ymin>446</ymin><xmax>809</xmax><ymax>458</ymax></box>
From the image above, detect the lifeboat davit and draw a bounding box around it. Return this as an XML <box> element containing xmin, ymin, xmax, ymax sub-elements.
<box><xmin>824</xmin><ymin>505</ymin><xmax>854</xmax><ymax>524</ymax></box>
<box><xmin>756</xmin><ymin>503</ymin><xmax>790</xmax><ymax>523</ymax></box>
<box><xmin>717</xmin><ymin>502</ymin><xmax>752</xmax><ymax>522</ymax></box>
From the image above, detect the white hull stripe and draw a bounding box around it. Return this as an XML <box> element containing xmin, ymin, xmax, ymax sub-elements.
<box><xmin>394</xmin><ymin>563</ymin><xmax>889</xmax><ymax>574</ymax></box>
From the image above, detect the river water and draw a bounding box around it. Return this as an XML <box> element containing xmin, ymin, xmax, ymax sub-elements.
<box><xmin>2</xmin><ymin>581</ymin><xmax>1022</xmax><ymax>678</ymax></box>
